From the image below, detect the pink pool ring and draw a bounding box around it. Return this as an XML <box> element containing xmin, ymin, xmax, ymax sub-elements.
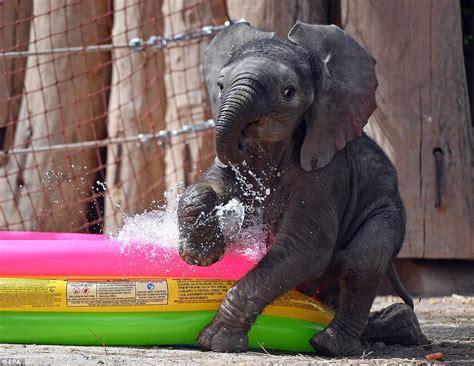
<box><xmin>0</xmin><ymin>231</ymin><xmax>259</xmax><ymax>280</ymax></box>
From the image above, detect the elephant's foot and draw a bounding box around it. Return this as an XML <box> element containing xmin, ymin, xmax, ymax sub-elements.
<box><xmin>177</xmin><ymin>183</ymin><xmax>226</xmax><ymax>267</ymax></box>
<box><xmin>198</xmin><ymin>320</ymin><xmax>249</xmax><ymax>353</ymax></box>
<box><xmin>361</xmin><ymin>303</ymin><xmax>428</xmax><ymax>345</ymax></box>
<box><xmin>311</xmin><ymin>325</ymin><xmax>361</xmax><ymax>356</ymax></box>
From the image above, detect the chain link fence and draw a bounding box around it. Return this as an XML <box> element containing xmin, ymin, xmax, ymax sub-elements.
<box><xmin>0</xmin><ymin>0</ymin><xmax>229</xmax><ymax>234</ymax></box>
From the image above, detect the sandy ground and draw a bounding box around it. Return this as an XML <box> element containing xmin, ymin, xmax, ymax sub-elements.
<box><xmin>0</xmin><ymin>295</ymin><xmax>472</xmax><ymax>365</ymax></box>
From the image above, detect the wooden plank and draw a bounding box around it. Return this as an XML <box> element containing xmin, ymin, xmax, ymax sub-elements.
<box><xmin>227</xmin><ymin>0</ymin><xmax>329</xmax><ymax>36</ymax></box>
<box><xmin>162</xmin><ymin>0</ymin><xmax>228</xmax><ymax>192</ymax></box>
<box><xmin>104</xmin><ymin>0</ymin><xmax>167</xmax><ymax>234</ymax></box>
<box><xmin>421</xmin><ymin>1</ymin><xmax>472</xmax><ymax>258</ymax></box>
<box><xmin>341</xmin><ymin>0</ymin><xmax>426</xmax><ymax>257</ymax></box>
<box><xmin>0</xmin><ymin>0</ymin><xmax>32</xmax><ymax>155</ymax></box>
<box><xmin>342</xmin><ymin>0</ymin><xmax>472</xmax><ymax>259</ymax></box>
<box><xmin>0</xmin><ymin>1</ymin><xmax>111</xmax><ymax>231</ymax></box>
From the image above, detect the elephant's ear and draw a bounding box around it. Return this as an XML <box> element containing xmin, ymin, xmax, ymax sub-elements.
<box><xmin>288</xmin><ymin>22</ymin><xmax>377</xmax><ymax>172</ymax></box>
<box><xmin>204</xmin><ymin>22</ymin><xmax>274</xmax><ymax>117</ymax></box>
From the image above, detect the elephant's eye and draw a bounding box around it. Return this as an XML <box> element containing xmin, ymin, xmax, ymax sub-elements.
<box><xmin>217</xmin><ymin>82</ymin><xmax>224</xmax><ymax>97</ymax></box>
<box><xmin>282</xmin><ymin>86</ymin><xmax>295</xmax><ymax>101</ymax></box>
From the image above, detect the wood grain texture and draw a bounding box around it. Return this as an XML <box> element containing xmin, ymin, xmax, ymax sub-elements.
<box><xmin>227</xmin><ymin>0</ymin><xmax>329</xmax><ymax>37</ymax></box>
<box><xmin>342</xmin><ymin>0</ymin><xmax>473</xmax><ymax>259</ymax></box>
<box><xmin>162</xmin><ymin>0</ymin><xmax>228</xmax><ymax>193</ymax></box>
<box><xmin>0</xmin><ymin>0</ymin><xmax>111</xmax><ymax>231</ymax></box>
<box><xmin>104</xmin><ymin>0</ymin><xmax>167</xmax><ymax>234</ymax></box>
<box><xmin>0</xmin><ymin>0</ymin><xmax>32</xmax><ymax>156</ymax></box>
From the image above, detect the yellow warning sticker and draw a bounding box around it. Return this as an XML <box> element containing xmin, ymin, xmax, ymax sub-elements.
<box><xmin>0</xmin><ymin>278</ymin><xmax>334</xmax><ymax>325</ymax></box>
<box><xmin>66</xmin><ymin>280</ymin><xmax>168</xmax><ymax>307</ymax></box>
<box><xmin>0</xmin><ymin>278</ymin><xmax>63</xmax><ymax>309</ymax></box>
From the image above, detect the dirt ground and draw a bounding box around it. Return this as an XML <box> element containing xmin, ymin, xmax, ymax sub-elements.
<box><xmin>0</xmin><ymin>295</ymin><xmax>472</xmax><ymax>365</ymax></box>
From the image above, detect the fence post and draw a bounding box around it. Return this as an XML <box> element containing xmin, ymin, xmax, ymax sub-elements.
<box><xmin>104</xmin><ymin>0</ymin><xmax>167</xmax><ymax>234</ymax></box>
<box><xmin>0</xmin><ymin>0</ymin><xmax>32</xmax><ymax>155</ymax></box>
<box><xmin>0</xmin><ymin>1</ymin><xmax>111</xmax><ymax>232</ymax></box>
<box><xmin>162</xmin><ymin>0</ymin><xmax>228</xmax><ymax>194</ymax></box>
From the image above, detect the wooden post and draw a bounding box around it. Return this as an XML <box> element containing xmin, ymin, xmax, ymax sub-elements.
<box><xmin>0</xmin><ymin>1</ymin><xmax>111</xmax><ymax>231</ymax></box>
<box><xmin>342</xmin><ymin>0</ymin><xmax>473</xmax><ymax>258</ymax></box>
<box><xmin>226</xmin><ymin>0</ymin><xmax>329</xmax><ymax>36</ymax></box>
<box><xmin>0</xmin><ymin>0</ymin><xmax>32</xmax><ymax>155</ymax></box>
<box><xmin>162</xmin><ymin>0</ymin><xmax>228</xmax><ymax>191</ymax></box>
<box><xmin>104</xmin><ymin>0</ymin><xmax>167</xmax><ymax>234</ymax></box>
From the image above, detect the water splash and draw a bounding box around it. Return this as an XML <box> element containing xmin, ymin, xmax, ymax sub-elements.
<box><xmin>228</xmin><ymin>222</ymin><xmax>270</xmax><ymax>261</ymax></box>
<box><xmin>112</xmin><ymin>188</ymin><xmax>269</xmax><ymax>262</ymax></box>
<box><xmin>115</xmin><ymin>209</ymin><xmax>180</xmax><ymax>248</ymax></box>
<box><xmin>95</xmin><ymin>180</ymin><xmax>129</xmax><ymax>217</ymax></box>
<box><xmin>40</xmin><ymin>167</ymin><xmax>91</xmax><ymax>205</ymax></box>
<box><xmin>111</xmin><ymin>161</ymin><xmax>276</xmax><ymax>263</ymax></box>
<box><xmin>214</xmin><ymin>197</ymin><xmax>270</xmax><ymax>262</ymax></box>
<box><xmin>230</xmin><ymin>163</ymin><xmax>273</xmax><ymax>204</ymax></box>
<box><xmin>215</xmin><ymin>198</ymin><xmax>245</xmax><ymax>240</ymax></box>
<box><xmin>113</xmin><ymin>185</ymin><xmax>182</xmax><ymax>248</ymax></box>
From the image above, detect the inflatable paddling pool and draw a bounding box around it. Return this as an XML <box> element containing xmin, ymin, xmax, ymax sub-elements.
<box><xmin>0</xmin><ymin>231</ymin><xmax>333</xmax><ymax>352</ymax></box>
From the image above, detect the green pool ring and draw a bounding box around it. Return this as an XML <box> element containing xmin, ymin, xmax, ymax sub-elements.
<box><xmin>0</xmin><ymin>311</ymin><xmax>326</xmax><ymax>353</ymax></box>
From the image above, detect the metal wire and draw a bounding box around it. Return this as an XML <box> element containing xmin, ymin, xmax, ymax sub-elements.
<box><xmin>0</xmin><ymin>19</ymin><xmax>249</xmax><ymax>157</ymax></box>
<box><xmin>0</xmin><ymin>120</ymin><xmax>215</xmax><ymax>157</ymax></box>
<box><xmin>0</xmin><ymin>21</ymin><xmax>235</xmax><ymax>59</ymax></box>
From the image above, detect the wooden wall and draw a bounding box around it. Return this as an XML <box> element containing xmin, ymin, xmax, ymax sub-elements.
<box><xmin>342</xmin><ymin>0</ymin><xmax>473</xmax><ymax>259</ymax></box>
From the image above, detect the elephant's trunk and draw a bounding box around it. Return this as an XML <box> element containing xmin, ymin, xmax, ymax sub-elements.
<box><xmin>214</xmin><ymin>77</ymin><xmax>267</xmax><ymax>165</ymax></box>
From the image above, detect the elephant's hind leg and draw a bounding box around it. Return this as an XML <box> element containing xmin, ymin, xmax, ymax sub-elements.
<box><xmin>311</xmin><ymin>210</ymin><xmax>403</xmax><ymax>356</ymax></box>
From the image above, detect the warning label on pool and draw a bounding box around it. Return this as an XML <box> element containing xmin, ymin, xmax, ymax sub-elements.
<box><xmin>0</xmin><ymin>278</ymin><xmax>62</xmax><ymax>309</ymax></box>
<box><xmin>0</xmin><ymin>277</ymin><xmax>334</xmax><ymax>325</ymax></box>
<box><xmin>66</xmin><ymin>280</ymin><xmax>168</xmax><ymax>307</ymax></box>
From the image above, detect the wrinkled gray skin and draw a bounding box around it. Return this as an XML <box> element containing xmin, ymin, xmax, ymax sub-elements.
<box><xmin>177</xmin><ymin>22</ymin><xmax>417</xmax><ymax>356</ymax></box>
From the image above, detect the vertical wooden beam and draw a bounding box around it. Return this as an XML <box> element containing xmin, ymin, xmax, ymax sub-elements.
<box><xmin>226</xmin><ymin>0</ymin><xmax>329</xmax><ymax>36</ymax></box>
<box><xmin>162</xmin><ymin>0</ymin><xmax>228</xmax><ymax>191</ymax></box>
<box><xmin>0</xmin><ymin>1</ymin><xmax>111</xmax><ymax>231</ymax></box>
<box><xmin>422</xmin><ymin>1</ymin><xmax>473</xmax><ymax>259</ymax></box>
<box><xmin>342</xmin><ymin>0</ymin><xmax>473</xmax><ymax>259</ymax></box>
<box><xmin>104</xmin><ymin>0</ymin><xmax>167</xmax><ymax>234</ymax></box>
<box><xmin>0</xmin><ymin>1</ymin><xmax>32</xmax><ymax>154</ymax></box>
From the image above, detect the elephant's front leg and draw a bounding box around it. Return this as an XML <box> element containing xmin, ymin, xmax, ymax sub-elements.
<box><xmin>198</xmin><ymin>240</ymin><xmax>333</xmax><ymax>352</ymax></box>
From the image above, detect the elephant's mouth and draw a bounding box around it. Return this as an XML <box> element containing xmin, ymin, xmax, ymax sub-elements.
<box><xmin>236</xmin><ymin>120</ymin><xmax>260</xmax><ymax>155</ymax></box>
<box><xmin>237</xmin><ymin>131</ymin><xmax>246</xmax><ymax>152</ymax></box>
<box><xmin>241</xmin><ymin>120</ymin><xmax>261</xmax><ymax>142</ymax></box>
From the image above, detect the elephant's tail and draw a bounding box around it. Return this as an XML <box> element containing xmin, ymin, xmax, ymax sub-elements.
<box><xmin>386</xmin><ymin>261</ymin><xmax>414</xmax><ymax>309</ymax></box>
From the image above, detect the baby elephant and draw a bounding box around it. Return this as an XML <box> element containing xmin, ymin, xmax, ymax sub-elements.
<box><xmin>177</xmin><ymin>21</ymin><xmax>418</xmax><ymax>356</ymax></box>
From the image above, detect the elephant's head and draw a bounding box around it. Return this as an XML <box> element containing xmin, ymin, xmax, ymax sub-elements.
<box><xmin>205</xmin><ymin>21</ymin><xmax>377</xmax><ymax>171</ymax></box>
